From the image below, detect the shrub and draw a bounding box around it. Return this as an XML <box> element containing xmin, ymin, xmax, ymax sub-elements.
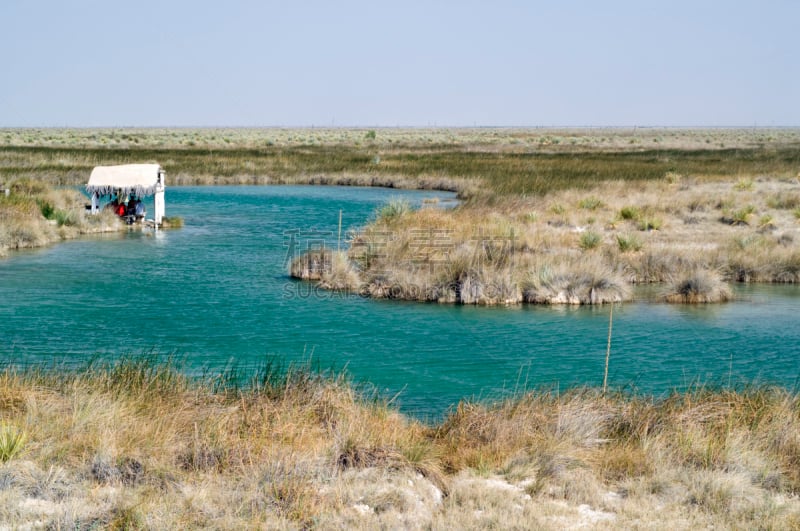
<box><xmin>725</xmin><ymin>205</ymin><xmax>755</xmax><ymax>226</ymax></box>
<box><xmin>637</xmin><ymin>217</ymin><xmax>663</xmax><ymax>231</ymax></box>
<box><xmin>758</xmin><ymin>215</ymin><xmax>775</xmax><ymax>230</ymax></box>
<box><xmin>53</xmin><ymin>209</ymin><xmax>77</xmax><ymax>227</ymax></box>
<box><xmin>521</xmin><ymin>257</ymin><xmax>630</xmax><ymax>304</ymax></box>
<box><xmin>38</xmin><ymin>199</ymin><xmax>56</xmax><ymax>219</ymax></box>
<box><xmin>734</xmin><ymin>178</ymin><xmax>754</xmax><ymax>191</ymax></box>
<box><xmin>579</xmin><ymin>231</ymin><xmax>602</xmax><ymax>250</ymax></box>
<box><xmin>578</xmin><ymin>197</ymin><xmax>603</xmax><ymax>210</ymax></box>
<box><xmin>619</xmin><ymin>206</ymin><xmax>641</xmax><ymax>220</ymax></box>
<box><xmin>377</xmin><ymin>199</ymin><xmax>412</xmax><ymax>223</ymax></box>
<box><xmin>319</xmin><ymin>251</ymin><xmax>362</xmax><ymax>291</ymax></box>
<box><xmin>662</xmin><ymin>270</ymin><xmax>733</xmax><ymax>303</ymax></box>
<box><xmin>616</xmin><ymin>233</ymin><xmax>643</xmax><ymax>253</ymax></box>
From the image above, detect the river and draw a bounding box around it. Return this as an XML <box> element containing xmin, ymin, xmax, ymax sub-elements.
<box><xmin>1</xmin><ymin>185</ymin><xmax>798</xmax><ymax>418</ymax></box>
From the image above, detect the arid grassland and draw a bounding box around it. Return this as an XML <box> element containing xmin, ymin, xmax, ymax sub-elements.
<box><xmin>2</xmin><ymin>128</ymin><xmax>799</xmax><ymax>197</ymax></box>
<box><xmin>0</xmin><ymin>179</ymin><xmax>123</xmax><ymax>257</ymax></box>
<box><xmin>294</xmin><ymin>174</ymin><xmax>800</xmax><ymax>304</ymax></box>
<box><xmin>2</xmin><ymin>129</ymin><xmax>800</xmax><ymax>528</ymax></box>
<box><xmin>4</xmin><ymin>127</ymin><xmax>800</xmax><ymax>301</ymax></box>
<box><xmin>0</xmin><ymin>361</ymin><xmax>798</xmax><ymax>529</ymax></box>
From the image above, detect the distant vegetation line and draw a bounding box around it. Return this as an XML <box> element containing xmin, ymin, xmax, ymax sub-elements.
<box><xmin>2</xmin><ymin>144</ymin><xmax>799</xmax><ymax>197</ymax></box>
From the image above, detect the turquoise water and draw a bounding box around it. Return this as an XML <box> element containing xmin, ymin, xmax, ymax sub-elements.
<box><xmin>1</xmin><ymin>186</ymin><xmax>799</xmax><ymax>418</ymax></box>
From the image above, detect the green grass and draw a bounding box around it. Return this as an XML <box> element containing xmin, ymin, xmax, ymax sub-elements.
<box><xmin>616</xmin><ymin>233</ymin><xmax>643</xmax><ymax>253</ymax></box>
<box><xmin>637</xmin><ymin>216</ymin><xmax>663</xmax><ymax>231</ymax></box>
<box><xmin>758</xmin><ymin>215</ymin><xmax>775</xmax><ymax>229</ymax></box>
<box><xmin>37</xmin><ymin>199</ymin><xmax>55</xmax><ymax>219</ymax></box>
<box><xmin>579</xmin><ymin>230</ymin><xmax>602</xmax><ymax>250</ymax></box>
<box><xmin>619</xmin><ymin>206</ymin><xmax>641</xmax><ymax>220</ymax></box>
<box><xmin>578</xmin><ymin>196</ymin><xmax>604</xmax><ymax>210</ymax></box>
<box><xmin>0</xmin><ymin>423</ymin><xmax>26</xmax><ymax>462</ymax></box>
<box><xmin>376</xmin><ymin>198</ymin><xmax>413</xmax><ymax>223</ymax></box>
<box><xmin>726</xmin><ymin>205</ymin><xmax>756</xmax><ymax>226</ymax></box>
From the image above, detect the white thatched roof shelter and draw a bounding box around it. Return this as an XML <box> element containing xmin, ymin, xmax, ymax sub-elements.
<box><xmin>87</xmin><ymin>164</ymin><xmax>163</xmax><ymax>197</ymax></box>
<box><xmin>86</xmin><ymin>163</ymin><xmax>166</xmax><ymax>224</ymax></box>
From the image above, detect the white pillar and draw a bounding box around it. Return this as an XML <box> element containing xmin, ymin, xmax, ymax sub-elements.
<box><xmin>154</xmin><ymin>170</ymin><xmax>166</xmax><ymax>225</ymax></box>
<box><xmin>154</xmin><ymin>191</ymin><xmax>165</xmax><ymax>224</ymax></box>
<box><xmin>91</xmin><ymin>193</ymin><xmax>98</xmax><ymax>214</ymax></box>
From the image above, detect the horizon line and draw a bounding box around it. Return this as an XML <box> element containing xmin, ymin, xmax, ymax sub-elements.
<box><xmin>2</xmin><ymin>124</ymin><xmax>799</xmax><ymax>130</ymax></box>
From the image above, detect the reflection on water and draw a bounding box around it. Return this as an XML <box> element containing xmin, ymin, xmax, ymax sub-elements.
<box><xmin>1</xmin><ymin>186</ymin><xmax>799</xmax><ymax>418</ymax></box>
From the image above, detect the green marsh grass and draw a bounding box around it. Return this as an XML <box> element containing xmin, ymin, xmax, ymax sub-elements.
<box><xmin>3</xmin><ymin>132</ymin><xmax>800</xmax><ymax>198</ymax></box>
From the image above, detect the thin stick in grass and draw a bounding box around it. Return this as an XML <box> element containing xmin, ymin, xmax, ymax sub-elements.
<box><xmin>603</xmin><ymin>302</ymin><xmax>614</xmax><ymax>394</ymax></box>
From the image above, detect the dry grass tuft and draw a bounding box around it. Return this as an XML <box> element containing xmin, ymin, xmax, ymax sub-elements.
<box><xmin>521</xmin><ymin>257</ymin><xmax>630</xmax><ymax>305</ymax></box>
<box><xmin>662</xmin><ymin>269</ymin><xmax>733</xmax><ymax>303</ymax></box>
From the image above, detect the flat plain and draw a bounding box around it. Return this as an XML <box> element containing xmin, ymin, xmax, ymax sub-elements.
<box><xmin>1</xmin><ymin>128</ymin><xmax>800</xmax><ymax>529</ymax></box>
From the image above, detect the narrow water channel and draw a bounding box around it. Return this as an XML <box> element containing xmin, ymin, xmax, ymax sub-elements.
<box><xmin>1</xmin><ymin>186</ymin><xmax>798</xmax><ymax>418</ymax></box>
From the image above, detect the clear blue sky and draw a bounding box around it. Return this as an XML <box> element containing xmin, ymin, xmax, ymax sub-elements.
<box><xmin>2</xmin><ymin>1</ymin><xmax>797</xmax><ymax>127</ymax></box>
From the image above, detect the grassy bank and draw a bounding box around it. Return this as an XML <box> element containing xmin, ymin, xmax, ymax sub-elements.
<box><xmin>293</xmin><ymin>174</ymin><xmax>800</xmax><ymax>304</ymax></box>
<box><xmin>0</xmin><ymin>360</ymin><xmax>797</xmax><ymax>529</ymax></box>
<box><xmin>2</xmin><ymin>128</ymin><xmax>799</xmax><ymax>198</ymax></box>
<box><xmin>5</xmin><ymin>128</ymin><xmax>800</xmax><ymax>298</ymax></box>
<box><xmin>0</xmin><ymin>179</ymin><xmax>124</xmax><ymax>257</ymax></box>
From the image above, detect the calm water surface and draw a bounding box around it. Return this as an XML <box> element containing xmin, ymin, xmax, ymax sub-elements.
<box><xmin>1</xmin><ymin>186</ymin><xmax>799</xmax><ymax>418</ymax></box>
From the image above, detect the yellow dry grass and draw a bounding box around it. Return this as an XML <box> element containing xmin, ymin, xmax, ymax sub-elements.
<box><xmin>0</xmin><ymin>179</ymin><xmax>124</xmax><ymax>256</ymax></box>
<box><xmin>0</xmin><ymin>362</ymin><xmax>798</xmax><ymax>529</ymax></box>
<box><xmin>294</xmin><ymin>175</ymin><xmax>800</xmax><ymax>304</ymax></box>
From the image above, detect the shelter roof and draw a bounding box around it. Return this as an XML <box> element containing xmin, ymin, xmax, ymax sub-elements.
<box><xmin>86</xmin><ymin>164</ymin><xmax>163</xmax><ymax>196</ymax></box>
